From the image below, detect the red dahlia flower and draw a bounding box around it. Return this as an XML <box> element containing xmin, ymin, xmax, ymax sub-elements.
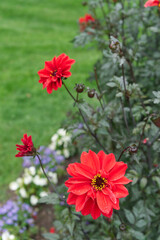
<box><xmin>144</xmin><ymin>0</ymin><xmax>160</xmax><ymax>7</ymax></box>
<box><xmin>79</xmin><ymin>14</ymin><xmax>95</xmax><ymax>32</ymax></box>
<box><xmin>65</xmin><ymin>150</ymin><xmax>132</xmax><ymax>220</ymax></box>
<box><xmin>15</xmin><ymin>134</ymin><xmax>36</xmax><ymax>157</ymax></box>
<box><xmin>38</xmin><ymin>53</ymin><xmax>75</xmax><ymax>94</ymax></box>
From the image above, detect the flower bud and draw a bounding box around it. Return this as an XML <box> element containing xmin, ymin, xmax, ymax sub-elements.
<box><xmin>75</xmin><ymin>84</ymin><xmax>85</xmax><ymax>93</ymax></box>
<box><xmin>129</xmin><ymin>145</ymin><xmax>138</xmax><ymax>154</ymax></box>
<box><xmin>82</xmin><ymin>1</ymin><xmax>87</xmax><ymax>6</ymax></box>
<box><xmin>119</xmin><ymin>223</ymin><xmax>126</xmax><ymax>231</ymax></box>
<box><xmin>88</xmin><ymin>89</ymin><xmax>96</xmax><ymax>98</ymax></box>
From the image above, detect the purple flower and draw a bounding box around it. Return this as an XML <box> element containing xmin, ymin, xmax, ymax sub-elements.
<box><xmin>0</xmin><ymin>220</ymin><xmax>4</xmax><ymax>227</ymax></box>
<box><xmin>54</xmin><ymin>154</ymin><xmax>65</xmax><ymax>164</ymax></box>
<box><xmin>6</xmin><ymin>219</ymin><xmax>13</xmax><ymax>225</ymax></box>
<box><xmin>38</xmin><ymin>146</ymin><xmax>45</xmax><ymax>152</ymax></box>
<box><xmin>22</xmin><ymin>157</ymin><xmax>32</xmax><ymax>168</ymax></box>
<box><xmin>44</xmin><ymin>147</ymin><xmax>53</xmax><ymax>155</ymax></box>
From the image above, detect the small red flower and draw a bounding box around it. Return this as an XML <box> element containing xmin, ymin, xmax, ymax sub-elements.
<box><xmin>79</xmin><ymin>14</ymin><xmax>95</xmax><ymax>32</ymax></box>
<box><xmin>142</xmin><ymin>138</ymin><xmax>149</xmax><ymax>144</ymax></box>
<box><xmin>38</xmin><ymin>53</ymin><xmax>75</xmax><ymax>94</ymax></box>
<box><xmin>15</xmin><ymin>134</ymin><xmax>36</xmax><ymax>157</ymax></box>
<box><xmin>65</xmin><ymin>150</ymin><xmax>132</xmax><ymax>220</ymax></box>
<box><xmin>49</xmin><ymin>227</ymin><xmax>55</xmax><ymax>233</ymax></box>
<box><xmin>144</xmin><ymin>0</ymin><xmax>160</xmax><ymax>7</ymax></box>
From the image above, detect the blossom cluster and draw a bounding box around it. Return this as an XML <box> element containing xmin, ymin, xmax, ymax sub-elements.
<box><xmin>0</xmin><ymin>200</ymin><xmax>36</xmax><ymax>238</ymax></box>
<box><xmin>9</xmin><ymin>166</ymin><xmax>58</xmax><ymax>206</ymax></box>
<box><xmin>49</xmin><ymin>128</ymin><xmax>75</xmax><ymax>158</ymax></box>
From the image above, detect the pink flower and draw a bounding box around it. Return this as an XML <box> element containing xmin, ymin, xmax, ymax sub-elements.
<box><xmin>38</xmin><ymin>53</ymin><xmax>75</xmax><ymax>94</ymax></box>
<box><xmin>144</xmin><ymin>0</ymin><xmax>160</xmax><ymax>7</ymax></box>
<box><xmin>15</xmin><ymin>134</ymin><xmax>36</xmax><ymax>157</ymax></box>
<box><xmin>65</xmin><ymin>150</ymin><xmax>132</xmax><ymax>220</ymax></box>
<box><xmin>142</xmin><ymin>138</ymin><xmax>149</xmax><ymax>144</ymax></box>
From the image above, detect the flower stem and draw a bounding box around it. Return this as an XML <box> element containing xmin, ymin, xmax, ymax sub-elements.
<box><xmin>63</xmin><ymin>81</ymin><xmax>109</xmax><ymax>153</ymax></box>
<box><xmin>36</xmin><ymin>154</ymin><xmax>56</xmax><ymax>192</ymax></box>
<box><xmin>78</xmin><ymin>108</ymin><xmax>109</xmax><ymax>153</ymax></box>
<box><xmin>63</xmin><ymin>81</ymin><xmax>77</xmax><ymax>102</ymax></box>
<box><xmin>117</xmin><ymin>146</ymin><xmax>131</xmax><ymax>161</ymax></box>
<box><xmin>94</xmin><ymin>67</ymin><xmax>105</xmax><ymax>111</ymax></box>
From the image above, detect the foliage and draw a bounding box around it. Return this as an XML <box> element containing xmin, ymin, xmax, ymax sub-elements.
<box><xmin>42</xmin><ymin>0</ymin><xmax>160</xmax><ymax>239</ymax></box>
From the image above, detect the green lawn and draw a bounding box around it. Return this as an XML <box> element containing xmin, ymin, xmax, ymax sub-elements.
<box><xmin>0</xmin><ymin>0</ymin><xmax>99</xmax><ymax>200</ymax></box>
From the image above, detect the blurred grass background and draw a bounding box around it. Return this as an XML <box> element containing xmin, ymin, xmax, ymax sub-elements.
<box><xmin>0</xmin><ymin>0</ymin><xmax>100</xmax><ymax>200</ymax></box>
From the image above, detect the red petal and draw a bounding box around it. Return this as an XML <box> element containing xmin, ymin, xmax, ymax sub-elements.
<box><xmin>67</xmin><ymin>183</ymin><xmax>91</xmax><ymax>195</ymax></box>
<box><xmin>112</xmin><ymin>176</ymin><xmax>132</xmax><ymax>185</ymax></box>
<box><xmin>144</xmin><ymin>0</ymin><xmax>159</xmax><ymax>7</ymax></box>
<box><xmin>45</xmin><ymin>61</ymin><xmax>53</xmax><ymax>71</ymax></box>
<box><xmin>109</xmin><ymin>162</ymin><xmax>128</xmax><ymax>181</ymax></box>
<box><xmin>102</xmin><ymin>208</ymin><xmax>113</xmax><ymax>218</ymax></box>
<box><xmin>91</xmin><ymin>201</ymin><xmax>101</xmax><ymax>219</ymax></box>
<box><xmin>102</xmin><ymin>188</ymin><xmax>117</xmax><ymax>204</ymax></box>
<box><xmin>38</xmin><ymin>69</ymin><xmax>50</xmax><ymax>77</ymax></box>
<box><xmin>67</xmin><ymin>163</ymin><xmax>94</xmax><ymax>179</ymax></box>
<box><xmin>81</xmin><ymin>198</ymin><xmax>93</xmax><ymax>216</ymax></box>
<box><xmin>80</xmin><ymin>150</ymin><xmax>100</xmax><ymax>173</ymax></box>
<box><xmin>113</xmin><ymin>185</ymin><xmax>129</xmax><ymax>198</ymax></box>
<box><xmin>67</xmin><ymin>193</ymin><xmax>77</xmax><ymax>205</ymax></box>
<box><xmin>112</xmin><ymin>198</ymin><xmax>120</xmax><ymax>210</ymax></box>
<box><xmin>65</xmin><ymin>177</ymin><xmax>89</xmax><ymax>187</ymax></box>
<box><xmin>75</xmin><ymin>194</ymin><xmax>88</xmax><ymax>212</ymax></box>
<box><xmin>96</xmin><ymin>191</ymin><xmax>112</xmax><ymax>214</ymax></box>
<box><xmin>97</xmin><ymin>150</ymin><xmax>106</xmax><ymax>169</ymax></box>
<box><xmin>103</xmin><ymin>153</ymin><xmax>116</xmax><ymax>173</ymax></box>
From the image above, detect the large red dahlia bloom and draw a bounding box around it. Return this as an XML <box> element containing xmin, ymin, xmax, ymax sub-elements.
<box><xmin>15</xmin><ymin>134</ymin><xmax>36</xmax><ymax>157</ymax></box>
<box><xmin>144</xmin><ymin>0</ymin><xmax>160</xmax><ymax>7</ymax></box>
<box><xmin>65</xmin><ymin>150</ymin><xmax>132</xmax><ymax>220</ymax></box>
<box><xmin>38</xmin><ymin>53</ymin><xmax>75</xmax><ymax>94</ymax></box>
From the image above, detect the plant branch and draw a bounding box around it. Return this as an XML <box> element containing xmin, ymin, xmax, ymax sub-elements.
<box><xmin>36</xmin><ymin>154</ymin><xmax>56</xmax><ymax>192</ymax></box>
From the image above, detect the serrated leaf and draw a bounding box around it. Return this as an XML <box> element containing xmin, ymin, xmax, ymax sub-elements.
<box><xmin>39</xmin><ymin>193</ymin><xmax>59</xmax><ymax>205</ymax></box>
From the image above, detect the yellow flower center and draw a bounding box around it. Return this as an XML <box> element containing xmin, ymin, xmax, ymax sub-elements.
<box><xmin>50</xmin><ymin>70</ymin><xmax>57</xmax><ymax>77</ymax></box>
<box><xmin>91</xmin><ymin>174</ymin><xmax>108</xmax><ymax>191</ymax></box>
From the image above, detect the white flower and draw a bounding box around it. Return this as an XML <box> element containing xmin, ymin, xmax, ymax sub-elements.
<box><xmin>9</xmin><ymin>181</ymin><xmax>19</xmax><ymax>191</ymax></box>
<box><xmin>48</xmin><ymin>172</ymin><xmax>58</xmax><ymax>184</ymax></box>
<box><xmin>57</xmin><ymin>128</ymin><xmax>66</xmax><ymax>136</ymax></box>
<box><xmin>2</xmin><ymin>231</ymin><xmax>15</xmax><ymax>240</ymax></box>
<box><xmin>19</xmin><ymin>188</ymin><xmax>28</xmax><ymax>198</ymax></box>
<box><xmin>33</xmin><ymin>175</ymin><xmax>47</xmax><ymax>186</ymax></box>
<box><xmin>48</xmin><ymin>142</ymin><xmax>56</xmax><ymax>150</ymax></box>
<box><xmin>63</xmin><ymin>149</ymin><xmax>70</xmax><ymax>158</ymax></box>
<box><xmin>24</xmin><ymin>175</ymin><xmax>32</xmax><ymax>185</ymax></box>
<box><xmin>29</xmin><ymin>166</ymin><xmax>36</xmax><ymax>176</ymax></box>
<box><xmin>51</xmin><ymin>134</ymin><xmax>58</xmax><ymax>142</ymax></box>
<box><xmin>16</xmin><ymin>178</ymin><xmax>23</xmax><ymax>186</ymax></box>
<box><xmin>40</xmin><ymin>191</ymin><xmax>48</xmax><ymax>197</ymax></box>
<box><xmin>30</xmin><ymin>195</ymin><xmax>38</xmax><ymax>206</ymax></box>
<box><xmin>9</xmin><ymin>235</ymin><xmax>15</xmax><ymax>240</ymax></box>
<box><xmin>63</xmin><ymin>135</ymin><xmax>71</xmax><ymax>142</ymax></box>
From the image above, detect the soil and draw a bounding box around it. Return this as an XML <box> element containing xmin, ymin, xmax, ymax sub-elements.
<box><xmin>34</xmin><ymin>204</ymin><xmax>54</xmax><ymax>240</ymax></box>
